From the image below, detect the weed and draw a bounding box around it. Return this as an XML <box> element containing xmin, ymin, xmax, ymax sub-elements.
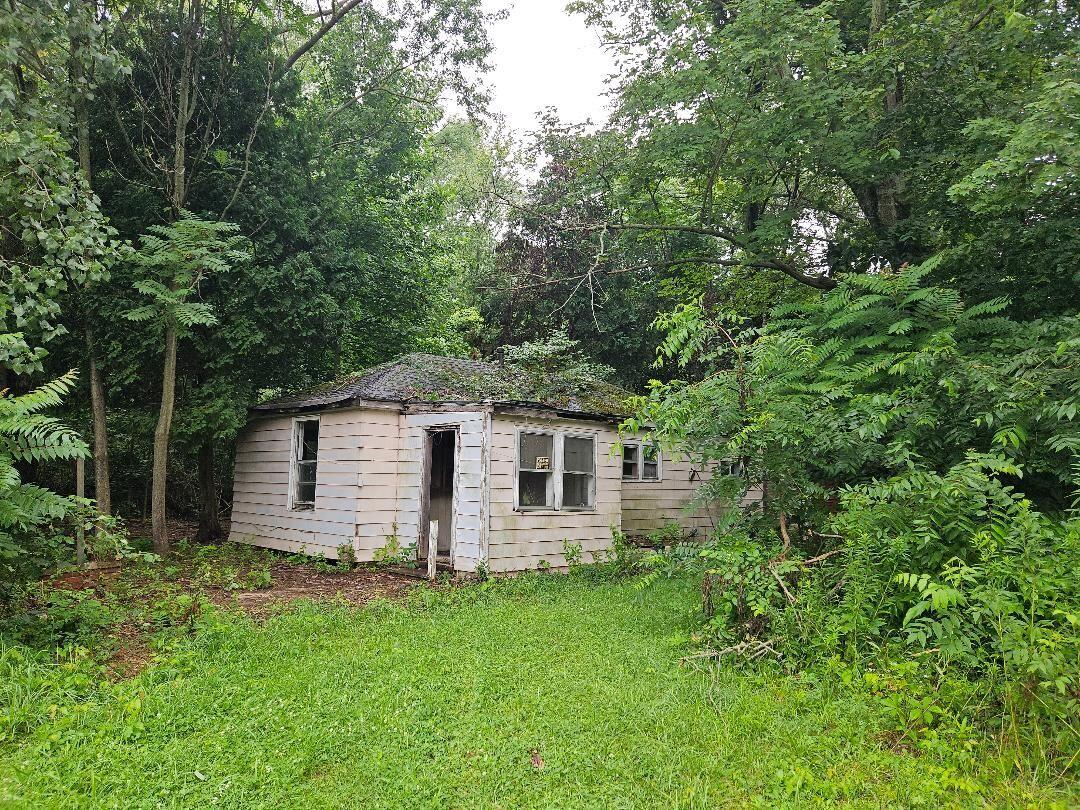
<box><xmin>337</xmin><ymin>544</ymin><xmax>357</xmax><ymax>570</ymax></box>
<box><xmin>561</xmin><ymin>539</ymin><xmax>583</xmax><ymax>569</ymax></box>
<box><xmin>372</xmin><ymin>528</ymin><xmax>416</xmax><ymax>568</ymax></box>
<box><xmin>473</xmin><ymin>559</ymin><xmax>489</xmax><ymax>582</ymax></box>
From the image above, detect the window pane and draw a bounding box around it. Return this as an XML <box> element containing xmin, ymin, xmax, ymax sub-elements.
<box><xmin>297</xmin><ymin>461</ymin><xmax>317</xmax><ymax>484</ymax></box>
<box><xmin>564</xmin><ymin>436</ymin><xmax>594</xmax><ymax>473</ymax></box>
<box><xmin>301</xmin><ymin>420</ymin><xmax>319</xmax><ymax>461</ymax></box>
<box><xmin>296</xmin><ymin>482</ymin><xmax>316</xmax><ymax>504</ymax></box>
<box><xmin>642</xmin><ymin>443</ymin><xmax>659</xmax><ymax>480</ymax></box>
<box><xmin>622</xmin><ymin>444</ymin><xmax>639</xmax><ymax>479</ymax></box>
<box><xmin>563</xmin><ymin>472</ymin><xmax>592</xmax><ymax>508</ymax></box>
<box><xmin>518</xmin><ymin>471</ymin><xmax>551</xmax><ymax>507</ymax></box>
<box><xmin>519</xmin><ymin>433</ymin><xmax>553</xmax><ymax>470</ymax></box>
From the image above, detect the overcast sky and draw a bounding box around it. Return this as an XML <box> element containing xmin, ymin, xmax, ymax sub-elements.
<box><xmin>483</xmin><ymin>1</ymin><xmax>616</xmax><ymax>136</ymax></box>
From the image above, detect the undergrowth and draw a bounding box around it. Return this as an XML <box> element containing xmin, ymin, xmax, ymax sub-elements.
<box><xmin>0</xmin><ymin>564</ymin><xmax>1073</xmax><ymax>806</ymax></box>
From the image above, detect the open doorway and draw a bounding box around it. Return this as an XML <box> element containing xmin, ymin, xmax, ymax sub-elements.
<box><xmin>420</xmin><ymin>428</ymin><xmax>456</xmax><ymax>575</ymax></box>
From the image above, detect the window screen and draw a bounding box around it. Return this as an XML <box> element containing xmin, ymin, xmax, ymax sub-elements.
<box><xmin>562</xmin><ymin>436</ymin><xmax>595</xmax><ymax>509</ymax></box>
<box><xmin>293</xmin><ymin>419</ymin><xmax>319</xmax><ymax>508</ymax></box>
<box><xmin>518</xmin><ymin>432</ymin><xmax>554</xmax><ymax>508</ymax></box>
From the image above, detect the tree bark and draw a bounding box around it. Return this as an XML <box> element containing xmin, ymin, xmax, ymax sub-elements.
<box><xmin>195</xmin><ymin>439</ymin><xmax>222</xmax><ymax>543</ymax></box>
<box><xmin>151</xmin><ymin>0</ymin><xmax>200</xmax><ymax>554</ymax></box>
<box><xmin>151</xmin><ymin>323</ymin><xmax>177</xmax><ymax>555</ymax></box>
<box><xmin>863</xmin><ymin>0</ymin><xmax>909</xmax><ymax>265</ymax></box>
<box><xmin>86</xmin><ymin>328</ymin><xmax>111</xmax><ymax>515</ymax></box>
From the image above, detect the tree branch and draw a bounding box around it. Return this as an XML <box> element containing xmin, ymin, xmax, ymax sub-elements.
<box><xmin>567</xmin><ymin>222</ymin><xmax>837</xmax><ymax>290</ymax></box>
<box><xmin>281</xmin><ymin>0</ymin><xmax>367</xmax><ymax>75</ymax></box>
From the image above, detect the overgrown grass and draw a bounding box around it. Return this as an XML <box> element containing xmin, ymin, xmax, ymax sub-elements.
<box><xmin>0</xmin><ymin>571</ymin><xmax>1074</xmax><ymax>807</ymax></box>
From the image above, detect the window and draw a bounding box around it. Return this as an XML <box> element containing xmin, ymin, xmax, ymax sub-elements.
<box><xmin>622</xmin><ymin>441</ymin><xmax>661</xmax><ymax>482</ymax></box>
<box><xmin>518</xmin><ymin>432</ymin><xmax>554</xmax><ymax>509</ymax></box>
<box><xmin>562</xmin><ymin>435</ymin><xmax>595</xmax><ymax>509</ymax></box>
<box><xmin>292</xmin><ymin>417</ymin><xmax>319</xmax><ymax>509</ymax></box>
<box><xmin>516</xmin><ymin>430</ymin><xmax>597</xmax><ymax>511</ymax></box>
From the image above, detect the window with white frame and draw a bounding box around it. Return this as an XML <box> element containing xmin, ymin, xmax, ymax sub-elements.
<box><xmin>562</xmin><ymin>435</ymin><xmax>595</xmax><ymax>509</ymax></box>
<box><xmin>622</xmin><ymin>441</ymin><xmax>661</xmax><ymax>481</ymax></box>
<box><xmin>291</xmin><ymin>417</ymin><xmax>319</xmax><ymax>509</ymax></box>
<box><xmin>516</xmin><ymin>430</ymin><xmax>597</xmax><ymax>511</ymax></box>
<box><xmin>518</xmin><ymin>431</ymin><xmax>554</xmax><ymax>509</ymax></box>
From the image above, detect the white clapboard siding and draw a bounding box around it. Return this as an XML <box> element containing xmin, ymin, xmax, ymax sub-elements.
<box><xmin>486</xmin><ymin>413</ymin><xmax>621</xmax><ymax>571</ymax></box>
<box><xmin>227</xmin><ymin>408</ymin><xmax>401</xmax><ymax>561</ymax></box>
<box><xmin>232</xmin><ymin>402</ymin><xmax>741</xmax><ymax>573</ymax></box>
<box><xmin>352</xmin><ymin>408</ymin><xmax>402</xmax><ymax>560</ymax></box>
<box><xmin>621</xmin><ymin>446</ymin><xmax>715</xmax><ymax>536</ymax></box>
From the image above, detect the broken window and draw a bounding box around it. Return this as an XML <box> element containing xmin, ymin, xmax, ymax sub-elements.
<box><xmin>562</xmin><ymin>435</ymin><xmax>595</xmax><ymax>509</ymax></box>
<box><xmin>292</xmin><ymin>417</ymin><xmax>319</xmax><ymax>509</ymax></box>
<box><xmin>518</xmin><ymin>432</ymin><xmax>554</xmax><ymax>508</ymax></box>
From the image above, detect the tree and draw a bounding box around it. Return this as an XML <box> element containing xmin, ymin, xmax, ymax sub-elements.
<box><xmin>557</xmin><ymin>0</ymin><xmax>1078</xmax><ymax>315</ymax></box>
<box><xmin>0</xmin><ymin>0</ymin><xmax>119</xmax><ymax>377</ymax></box>
<box><xmin>0</xmin><ymin>1</ymin><xmax>123</xmax><ymax>589</ymax></box>
<box><xmin>125</xmin><ymin>214</ymin><xmax>250</xmax><ymax>554</ymax></box>
<box><xmin>56</xmin><ymin>0</ymin><xmax>496</xmax><ymax>533</ymax></box>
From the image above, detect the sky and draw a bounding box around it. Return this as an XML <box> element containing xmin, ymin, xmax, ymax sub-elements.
<box><xmin>483</xmin><ymin>1</ymin><xmax>616</xmax><ymax>137</ymax></box>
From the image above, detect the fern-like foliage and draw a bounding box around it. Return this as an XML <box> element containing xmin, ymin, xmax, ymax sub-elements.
<box><xmin>638</xmin><ymin>258</ymin><xmax>1079</xmax><ymax>526</ymax></box>
<box><xmin>0</xmin><ymin>371</ymin><xmax>88</xmax><ymax>590</ymax></box>
<box><xmin>125</xmin><ymin>212</ymin><xmax>251</xmax><ymax>332</ymax></box>
<box><xmin>634</xmin><ymin>258</ymin><xmax>1079</xmax><ymax>738</ymax></box>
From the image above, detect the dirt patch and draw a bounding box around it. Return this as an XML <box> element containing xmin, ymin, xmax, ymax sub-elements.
<box><xmin>206</xmin><ymin>561</ymin><xmax>417</xmax><ymax>619</ymax></box>
<box><xmin>123</xmin><ymin>516</ymin><xmax>205</xmax><ymax>546</ymax></box>
<box><xmin>104</xmin><ymin>623</ymin><xmax>155</xmax><ymax>680</ymax></box>
<box><xmin>46</xmin><ymin>526</ymin><xmax>421</xmax><ymax>680</ymax></box>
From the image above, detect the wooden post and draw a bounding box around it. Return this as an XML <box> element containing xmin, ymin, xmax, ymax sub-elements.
<box><xmin>75</xmin><ymin>456</ymin><xmax>86</xmax><ymax>565</ymax></box>
<box><xmin>427</xmin><ymin>520</ymin><xmax>438</xmax><ymax>580</ymax></box>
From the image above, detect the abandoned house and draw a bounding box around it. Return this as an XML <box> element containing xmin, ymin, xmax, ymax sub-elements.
<box><xmin>228</xmin><ymin>353</ymin><xmax>714</xmax><ymax>574</ymax></box>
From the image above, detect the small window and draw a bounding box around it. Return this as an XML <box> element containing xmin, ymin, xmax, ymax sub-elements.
<box><xmin>518</xmin><ymin>432</ymin><xmax>554</xmax><ymax>509</ymax></box>
<box><xmin>292</xmin><ymin>418</ymin><xmax>319</xmax><ymax>509</ymax></box>
<box><xmin>622</xmin><ymin>441</ymin><xmax>661</xmax><ymax>482</ymax></box>
<box><xmin>562</xmin><ymin>436</ymin><xmax>595</xmax><ymax>509</ymax></box>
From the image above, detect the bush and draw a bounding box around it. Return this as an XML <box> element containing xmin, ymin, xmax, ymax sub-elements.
<box><xmin>632</xmin><ymin>264</ymin><xmax>1080</xmax><ymax>769</ymax></box>
<box><xmin>0</xmin><ymin>373</ymin><xmax>130</xmax><ymax>603</ymax></box>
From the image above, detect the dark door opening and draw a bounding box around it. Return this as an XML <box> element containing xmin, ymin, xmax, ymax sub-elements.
<box><xmin>420</xmin><ymin>429</ymin><xmax>456</xmax><ymax>574</ymax></box>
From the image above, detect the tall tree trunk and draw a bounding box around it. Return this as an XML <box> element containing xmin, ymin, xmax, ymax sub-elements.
<box><xmin>195</xmin><ymin>439</ymin><xmax>221</xmax><ymax>543</ymax></box>
<box><xmin>863</xmin><ymin>0</ymin><xmax>908</xmax><ymax>264</ymax></box>
<box><xmin>86</xmin><ymin>328</ymin><xmax>111</xmax><ymax>515</ymax></box>
<box><xmin>71</xmin><ymin>0</ymin><xmax>112</xmax><ymax>515</ymax></box>
<box><xmin>151</xmin><ymin>0</ymin><xmax>200</xmax><ymax>554</ymax></box>
<box><xmin>151</xmin><ymin>323</ymin><xmax>177</xmax><ymax>555</ymax></box>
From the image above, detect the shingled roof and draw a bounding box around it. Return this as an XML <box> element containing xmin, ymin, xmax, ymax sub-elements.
<box><xmin>252</xmin><ymin>353</ymin><xmax>632</xmax><ymax>419</ymax></box>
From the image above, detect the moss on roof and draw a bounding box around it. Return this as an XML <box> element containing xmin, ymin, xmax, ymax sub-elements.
<box><xmin>253</xmin><ymin>353</ymin><xmax>632</xmax><ymax>417</ymax></box>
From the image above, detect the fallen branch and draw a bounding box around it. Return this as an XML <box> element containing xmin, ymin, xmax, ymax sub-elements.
<box><xmin>778</xmin><ymin>512</ymin><xmax>793</xmax><ymax>559</ymax></box>
<box><xmin>801</xmin><ymin>549</ymin><xmax>843</xmax><ymax>566</ymax></box>
<box><xmin>680</xmin><ymin>638</ymin><xmax>782</xmax><ymax>664</ymax></box>
<box><xmin>768</xmin><ymin>564</ymin><xmax>797</xmax><ymax>605</ymax></box>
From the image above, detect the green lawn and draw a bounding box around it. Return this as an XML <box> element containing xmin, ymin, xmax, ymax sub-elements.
<box><xmin>0</xmin><ymin>573</ymin><xmax>1068</xmax><ymax>808</ymax></box>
